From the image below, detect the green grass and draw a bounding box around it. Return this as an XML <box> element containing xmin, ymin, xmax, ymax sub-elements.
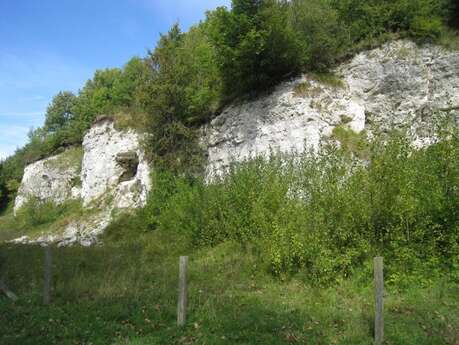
<box><xmin>0</xmin><ymin>217</ymin><xmax>457</xmax><ymax>345</ymax></box>
<box><xmin>309</xmin><ymin>72</ymin><xmax>345</xmax><ymax>89</ymax></box>
<box><xmin>293</xmin><ymin>72</ymin><xmax>344</xmax><ymax>98</ymax></box>
<box><xmin>43</xmin><ymin>147</ymin><xmax>83</xmax><ymax>172</ymax></box>
<box><xmin>0</xmin><ymin>205</ymin><xmax>21</xmax><ymax>242</ymax></box>
<box><xmin>0</xmin><ymin>199</ymin><xmax>96</xmax><ymax>241</ymax></box>
<box><xmin>439</xmin><ymin>28</ymin><xmax>459</xmax><ymax>51</ymax></box>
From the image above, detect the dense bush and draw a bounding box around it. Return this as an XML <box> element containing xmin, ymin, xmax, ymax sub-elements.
<box><xmin>331</xmin><ymin>0</ymin><xmax>449</xmax><ymax>43</ymax></box>
<box><xmin>0</xmin><ymin>166</ymin><xmax>6</xmax><ymax>209</ymax></box>
<box><xmin>16</xmin><ymin>198</ymin><xmax>65</xmax><ymax>227</ymax></box>
<box><xmin>44</xmin><ymin>91</ymin><xmax>77</xmax><ymax>132</ymax></box>
<box><xmin>141</xmin><ymin>24</ymin><xmax>221</xmax><ymax>173</ymax></box>
<box><xmin>207</xmin><ymin>0</ymin><xmax>452</xmax><ymax>95</ymax></box>
<box><xmin>149</xmin><ymin>121</ymin><xmax>458</xmax><ymax>284</ymax></box>
<box><xmin>207</xmin><ymin>0</ymin><xmax>303</xmax><ymax>95</ymax></box>
<box><xmin>0</xmin><ymin>149</ymin><xmax>27</xmax><ymax>209</ymax></box>
<box><xmin>288</xmin><ymin>0</ymin><xmax>347</xmax><ymax>71</ymax></box>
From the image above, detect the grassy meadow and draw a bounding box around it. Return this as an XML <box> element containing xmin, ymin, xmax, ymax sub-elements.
<box><xmin>0</xmin><ymin>231</ymin><xmax>458</xmax><ymax>345</ymax></box>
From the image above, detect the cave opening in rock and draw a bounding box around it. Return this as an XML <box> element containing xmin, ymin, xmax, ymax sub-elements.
<box><xmin>116</xmin><ymin>152</ymin><xmax>139</xmax><ymax>182</ymax></box>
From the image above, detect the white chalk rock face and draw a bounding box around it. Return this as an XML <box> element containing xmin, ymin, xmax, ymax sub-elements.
<box><xmin>11</xmin><ymin>118</ymin><xmax>152</xmax><ymax>246</ymax></box>
<box><xmin>81</xmin><ymin>118</ymin><xmax>151</xmax><ymax>209</ymax></box>
<box><xmin>14</xmin><ymin>148</ymin><xmax>82</xmax><ymax>214</ymax></box>
<box><xmin>204</xmin><ymin>40</ymin><xmax>459</xmax><ymax>177</ymax></box>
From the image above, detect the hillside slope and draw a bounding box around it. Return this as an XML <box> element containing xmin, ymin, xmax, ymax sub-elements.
<box><xmin>4</xmin><ymin>39</ymin><xmax>459</xmax><ymax>246</ymax></box>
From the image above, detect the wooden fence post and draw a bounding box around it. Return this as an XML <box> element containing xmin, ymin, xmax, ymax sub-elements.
<box><xmin>374</xmin><ymin>256</ymin><xmax>384</xmax><ymax>345</ymax></box>
<box><xmin>43</xmin><ymin>246</ymin><xmax>53</xmax><ymax>305</ymax></box>
<box><xmin>177</xmin><ymin>256</ymin><xmax>188</xmax><ymax>326</ymax></box>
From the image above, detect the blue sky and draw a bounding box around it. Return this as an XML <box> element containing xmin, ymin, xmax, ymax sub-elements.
<box><xmin>0</xmin><ymin>0</ymin><xmax>230</xmax><ymax>160</ymax></box>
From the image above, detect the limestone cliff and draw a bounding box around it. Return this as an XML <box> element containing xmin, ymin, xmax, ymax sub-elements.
<box><xmin>14</xmin><ymin>148</ymin><xmax>82</xmax><ymax>214</ymax></box>
<box><xmin>81</xmin><ymin>118</ymin><xmax>151</xmax><ymax>209</ymax></box>
<box><xmin>204</xmin><ymin>40</ymin><xmax>459</xmax><ymax>177</ymax></box>
<box><xmin>12</xmin><ymin>118</ymin><xmax>151</xmax><ymax>246</ymax></box>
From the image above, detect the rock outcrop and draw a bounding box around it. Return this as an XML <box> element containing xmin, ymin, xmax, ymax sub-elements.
<box><xmin>204</xmin><ymin>40</ymin><xmax>459</xmax><ymax>177</ymax></box>
<box><xmin>14</xmin><ymin>148</ymin><xmax>82</xmax><ymax>214</ymax></box>
<box><xmin>81</xmin><ymin>118</ymin><xmax>151</xmax><ymax>209</ymax></box>
<box><xmin>12</xmin><ymin>118</ymin><xmax>151</xmax><ymax>246</ymax></box>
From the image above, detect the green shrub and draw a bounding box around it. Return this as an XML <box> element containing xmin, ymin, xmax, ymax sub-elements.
<box><xmin>17</xmin><ymin>198</ymin><xmax>65</xmax><ymax>227</ymax></box>
<box><xmin>148</xmin><ymin>122</ymin><xmax>458</xmax><ymax>284</ymax></box>
<box><xmin>409</xmin><ymin>16</ymin><xmax>443</xmax><ymax>41</ymax></box>
<box><xmin>141</xmin><ymin>24</ymin><xmax>220</xmax><ymax>173</ymax></box>
<box><xmin>289</xmin><ymin>0</ymin><xmax>348</xmax><ymax>70</ymax></box>
<box><xmin>331</xmin><ymin>0</ymin><xmax>448</xmax><ymax>44</ymax></box>
<box><xmin>207</xmin><ymin>0</ymin><xmax>303</xmax><ymax>96</ymax></box>
<box><xmin>8</xmin><ymin>198</ymin><xmax>83</xmax><ymax>234</ymax></box>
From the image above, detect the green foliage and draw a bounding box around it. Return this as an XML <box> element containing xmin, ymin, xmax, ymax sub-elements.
<box><xmin>207</xmin><ymin>0</ymin><xmax>302</xmax><ymax>96</ymax></box>
<box><xmin>332</xmin><ymin>126</ymin><xmax>370</xmax><ymax>159</ymax></box>
<box><xmin>44</xmin><ymin>91</ymin><xmax>77</xmax><ymax>132</ymax></box>
<box><xmin>142</xmin><ymin>24</ymin><xmax>218</xmax><ymax>173</ymax></box>
<box><xmin>0</xmin><ymin>198</ymin><xmax>85</xmax><ymax>243</ymax></box>
<box><xmin>17</xmin><ymin>197</ymin><xmax>64</xmax><ymax>227</ymax></box>
<box><xmin>150</xmin><ymin>124</ymin><xmax>459</xmax><ymax>284</ymax></box>
<box><xmin>0</xmin><ymin>150</ymin><xmax>27</xmax><ymax>209</ymax></box>
<box><xmin>450</xmin><ymin>0</ymin><xmax>459</xmax><ymax>29</ymax></box>
<box><xmin>71</xmin><ymin>67</ymin><xmax>130</xmax><ymax>136</ymax></box>
<box><xmin>0</xmin><ymin>167</ymin><xmax>5</xmax><ymax>208</ymax></box>
<box><xmin>15</xmin><ymin>198</ymin><xmax>83</xmax><ymax>230</ymax></box>
<box><xmin>331</xmin><ymin>0</ymin><xmax>448</xmax><ymax>43</ymax></box>
<box><xmin>439</xmin><ymin>27</ymin><xmax>459</xmax><ymax>50</ymax></box>
<box><xmin>289</xmin><ymin>0</ymin><xmax>347</xmax><ymax>71</ymax></box>
<box><xmin>143</xmin><ymin>170</ymin><xmax>189</xmax><ymax>229</ymax></box>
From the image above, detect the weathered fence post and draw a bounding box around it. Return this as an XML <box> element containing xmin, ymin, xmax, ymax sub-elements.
<box><xmin>43</xmin><ymin>246</ymin><xmax>53</xmax><ymax>305</ymax></box>
<box><xmin>177</xmin><ymin>256</ymin><xmax>188</xmax><ymax>326</ymax></box>
<box><xmin>374</xmin><ymin>256</ymin><xmax>384</xmax><ymax>345</ymax></box>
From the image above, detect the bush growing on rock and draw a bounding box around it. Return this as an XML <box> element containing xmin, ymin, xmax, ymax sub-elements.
<box><xmin>207</xmin><ymin>0</ymin><xmax>303</xmax><ymax>96</ymax></box>
<box><xmin>141</xmin><ymin>24</ymin><xmax>220</xmax><ymax>174</ymax></box>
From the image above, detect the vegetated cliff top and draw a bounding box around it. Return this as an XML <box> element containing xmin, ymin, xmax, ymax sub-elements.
<box><xmin>205</xmin><ymin>39</ymin><xmax>459</xmax><ymax>176</ymax></box>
